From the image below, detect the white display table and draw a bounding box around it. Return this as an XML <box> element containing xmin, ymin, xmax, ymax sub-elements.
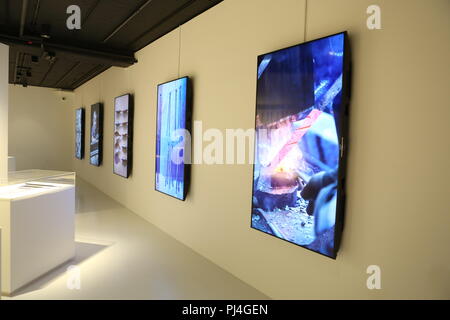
<box><xmin>0</xmin><ymin>170</ymin><xmax>75</xmax><ymax>295</ymax></box>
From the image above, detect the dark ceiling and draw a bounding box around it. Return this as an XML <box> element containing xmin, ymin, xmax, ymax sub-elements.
<box><xmin>0</xmin><ymin>0</ymin><xmax>223</xmax><ymax>90</ymax></box>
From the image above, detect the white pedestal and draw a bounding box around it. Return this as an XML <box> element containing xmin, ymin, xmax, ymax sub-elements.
<box><xmin>0</xmin><ymin>182</ymin><xmax>75</xmax><ymax>295</ymax></box>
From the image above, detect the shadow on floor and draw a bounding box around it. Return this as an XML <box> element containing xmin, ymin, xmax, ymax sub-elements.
<box><xmin>10</xmin><ymin>241</ymin><xmax>109</xmax><ymax>297</ymax></box>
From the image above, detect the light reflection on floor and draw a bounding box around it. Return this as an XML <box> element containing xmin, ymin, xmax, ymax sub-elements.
<box><xmin>3</xmin><ymin>178</ymin><xmax>268</xmax><ymax>300</ymax></box>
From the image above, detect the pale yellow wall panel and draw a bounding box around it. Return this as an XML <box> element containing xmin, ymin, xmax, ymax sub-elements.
<box><xmin>71</xmin><ymin>0</ymin><xmax>450</xmax><ymax>299</ymax></box>
<box><xmin>306</xmin><ymin>0</ymin><xmax>450</xmax><ymax>299</ymax></box>
<box><xmin>9</xmin><ymin>86</ymin><xmax>73</xmax><ymax>171</ymax></box>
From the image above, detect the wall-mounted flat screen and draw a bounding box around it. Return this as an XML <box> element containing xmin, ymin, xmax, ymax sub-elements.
<box><xmin>90</xmin><ymin>103</ymin><xmax>103</xmax><ymax>166</ymax></box>
<box><xmin>251</xmin><ymin>32</ymin><xmax>350</xmax><ymax>258</ymax></box>
<box><xmin>155</xmin><ymin>77</ymin><xmax>191</xmax><ymax>200</ymax></box>
<box><xmin>75</xmin><ymin>107</ymin><xmax>85</xmax><ymax>160</ymax></box>
<box><xmin>114</xmin><ymin>94</ymin><xmax>133</xmax><ymax>178</ymax></box>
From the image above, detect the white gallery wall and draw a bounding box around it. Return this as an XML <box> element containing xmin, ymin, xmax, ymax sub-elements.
<box><xmin>69</xmin><ymin>0</ymin><xmax>450</xmax><ymax>299</ymax></box>
<box><xmin>8</xmin><ymin>85</ymin><xmax>74</xmax><ymax>171</ymax></box>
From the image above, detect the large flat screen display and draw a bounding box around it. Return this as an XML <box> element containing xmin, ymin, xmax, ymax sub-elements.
<box><xmin>251</xmin><ymin>32</ymin><xmax>350</xmax><ymax>258</ymax></box>
<box><xmin>114</xmin><ymin>94</ymin><xmax>133</xmax><ymax>178</ymax></box>
<box><xmin>90</xmin><ymin>103</ymin><xmax>103</xmax><ymax>166</ymax></box>
<box><xmin>155</xmin><ymin>77</ymin><xmax>191</xmax><ymax>200</ymax></box>
<box><xmin>75</xmin><ymin>107</ymin><xmax>85</xmax><ymax>160</ymax></box>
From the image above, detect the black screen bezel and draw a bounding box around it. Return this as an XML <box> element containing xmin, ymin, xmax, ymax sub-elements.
<box><xmin>250</xmin><ymin>31</ymin><xmax>351</xmax><ymax>259</ymax></box>
<box><xmin>89</xmin><ymin>102</ymin><xmax>104</xmax><ymax>167</ymax></box>
<box><xmin>113</xmin><ymin>94</ymin><xmax>134</xmax><ymax>178</ymax></box>
<box><xmin>154</xmin><ymin>76</ymin><xmax>192</xmax><ymax>201</ymax></box>
<box><xmin>75</xmin><ymin>107</ymin><xmax>85</xmax><ymax>160</ymax></box>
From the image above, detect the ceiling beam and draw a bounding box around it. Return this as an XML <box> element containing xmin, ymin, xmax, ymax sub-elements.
<box><xmin>0</xmin><ymin>32</ymin><xmax>137</xmax><ymax>67</ymax></box>
<box><xmin>127</xmin><ymin>0</ymin><xmax>196</xmax><ymax>49</ymax></box>
<box><xmin>103</xmin><ymin>0</ymin><xmax>154</xmax><ymax>43</ymax></box>
<box><xmin>54</xmin><ymin>61</ymin><xmax>80</xmax><ymax>87</ymax></box>
<box><xmin>69</xmin><ymin>64</ymin><xmax>109</xmax><ymax>90</ymax></box>
<box><xmin>82</xmin><ymin>0</ymin><xmax>101</xmax><ymax>26</ymax></box>
<box><xmin>39</xmin><ymin>57</ymin><xmax>57</xmax><ymax>86</ymax></box>
<box><xmin>19</xmin><ymin>0</ymin><xmax>29</xmax><ymax>37</ymax></box>
<box><xmin>31</xmin><ymin>0</ymin><xmax>41</xmax><ymax>27</ymax></box>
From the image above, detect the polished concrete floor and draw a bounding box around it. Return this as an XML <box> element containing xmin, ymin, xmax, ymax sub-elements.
<box><xmin>4</xmin><ymin>179</ymin><xmax>268</xmax><ymax>300</ymax></box>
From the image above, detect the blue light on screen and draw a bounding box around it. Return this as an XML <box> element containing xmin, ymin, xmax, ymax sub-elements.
<box><xmin>155</xmin><ymin>77</ymin><xmax>188</xmax><ymax>200</ymax></box>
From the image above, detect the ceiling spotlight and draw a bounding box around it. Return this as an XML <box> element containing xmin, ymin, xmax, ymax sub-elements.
<box><xmin>43</xmin><ymin>51</ymin><xmax>56</xmax><ymax>63</ymax></box>
<box><xmin>40</xmin><ymin>24</ymin><xmax>51</xmax><ymax>39</ymax></box>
